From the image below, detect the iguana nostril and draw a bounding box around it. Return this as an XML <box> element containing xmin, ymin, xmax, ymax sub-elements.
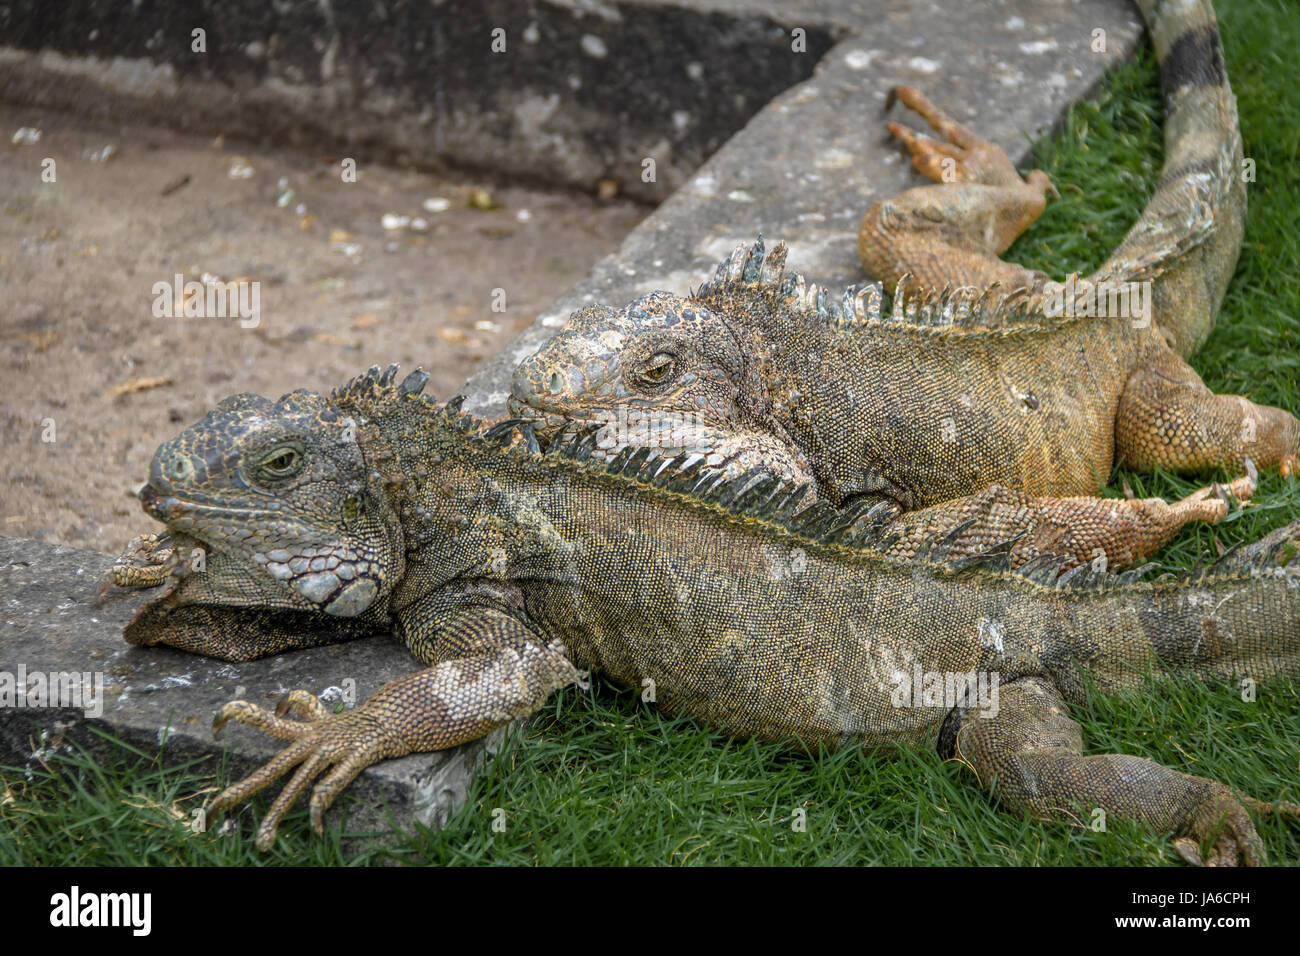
<box><xmin>171</xmin><ymin>459</ymin><xmax>192</xmax><ymax>481</ymax></box>
<box><xmin>549</xmin><ymin>372</ymin><xmax>565</xmax><ymax>395</ymax></box>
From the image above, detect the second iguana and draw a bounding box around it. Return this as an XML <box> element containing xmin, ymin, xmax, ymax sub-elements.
<box><xmin>508</xmin><ymin>0</ymin><xmax>1295</xmax><ymax>572</ymax></box>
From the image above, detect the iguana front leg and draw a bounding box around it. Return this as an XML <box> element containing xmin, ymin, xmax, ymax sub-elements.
<box><xmin>882</xmin><ymin>471</ymin><xmax>1255</xmax><ymax>571</ymax></box>
<box><xmin>858</xmin><ymin>86</ymin><xmax>1056</xmax><ymax>298</ymax></box>
<box><xmin>207</xmin><ymin>600</ymin><xmax>585</xmax><ymax>849</ymax></box>
<box><xmin>946</xmin><ymin>676</ymin><xmax>1299</xmax><ymax>865</ymax></box>
<box><xmin>99</xmin><ymin>532</ymin><xmax>181</xmax><ymax>595</ymax></box>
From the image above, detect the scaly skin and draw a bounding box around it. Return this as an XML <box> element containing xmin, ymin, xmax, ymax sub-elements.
<box><xmin>859</xmin><ymin>0</ymin><xmax>1247</xmax><ymax>362</ymax></box>
<box><xmin>508</xmin><ymin>0</ymin><xmax>1291</xmax><ymax>573</ymax></box>
<box><xmin>508</xmin><ymin>234</ymin><xmax>1294</xmax><ymax>572</ymax></box>
<box><xmin>106</xmin><ymin>366</ymin><xmax>1300</xmax><ymax>862</ymax></box>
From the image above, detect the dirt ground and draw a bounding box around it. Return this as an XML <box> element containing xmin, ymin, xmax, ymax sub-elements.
<box><xmin>0</xmin><ymin>104</ymin><xmax>646</xmax><ymax>555</ymax></box>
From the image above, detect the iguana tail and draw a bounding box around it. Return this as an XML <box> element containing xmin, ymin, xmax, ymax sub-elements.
<box><xmin>1093</xmin><ymin>0</ymin><xmax>1246</xmax><ymax>359</ymax></box>
<box><xmin>1049</xmin><ymin>558</ymin><xmax>1300</xmax><ymax>701</ymax></box>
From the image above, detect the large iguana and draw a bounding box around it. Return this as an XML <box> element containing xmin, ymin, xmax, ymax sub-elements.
<box><xmin>106</xmin><ymin>366</ymin><xmax>1300</xmax><ymax>863</ymax></box>
<box><xmin>508</xmin><ymin>0</ymin><xmax>1296</xmax><ymax>572</ymax></box>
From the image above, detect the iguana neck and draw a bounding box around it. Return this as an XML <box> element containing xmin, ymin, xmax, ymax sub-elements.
<box><xmin>713</xmin><ymin>298</ymin><xmax>825</xmax><ymax>465</ymax></box>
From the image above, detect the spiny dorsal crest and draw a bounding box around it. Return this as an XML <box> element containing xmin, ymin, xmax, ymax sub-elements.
<box><xmin>474</xmin><ymin>424</ymin><xmax>1296</xmax><ymax>588</ymax></box>
<box><xmin>326</xmin><ymin>368</ymin><xmax>1297</xmax><ymax>588</ymax></box>
<box><xmin>695</xmin><ymin>235</ymin><xmax>1049</xmax><ymax>332</ymax></box>
<box><xmin>333</xmin><ymin>363</ymin><xmax>433</xmax><ymax>422</ymax></box>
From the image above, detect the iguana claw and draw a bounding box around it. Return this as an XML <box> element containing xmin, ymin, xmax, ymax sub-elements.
<box><xmin>883</xmin><ymin>84</ymin><xmax>1057</xmax><ymax>198</ymax></box>
<box><xmin>209</xmin><ymin>692</ymin><xmax>402</xmax><ymax>850</ymax></box>
<box><xmin>98</xmin><ymin>532</ymin><xmax>178</xmax><ymax>598</ymax></box>
<box><xmin>1173</xmin><ymin>790</ymin><xmax>1300</xmax><ymax>867</ymax></box>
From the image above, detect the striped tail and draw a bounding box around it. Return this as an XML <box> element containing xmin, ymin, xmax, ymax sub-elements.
<box><xmin>1092</xmin><ymin>0</ymin><xmax>1246</xmax><ymax>359</ymax></box>
<box><xmin>1056</xmin><ymin>559</ymin><xmax>1300</xmax><ymax>702</ymax></box>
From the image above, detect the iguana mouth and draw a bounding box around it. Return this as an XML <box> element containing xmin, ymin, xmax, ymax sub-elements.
<box><xmin>137</xmin><ymin>484</ymin><xmax>381</xmax><ymax>616</ymax></box>
<box><xmin>140</xmin><ymin>483</ymin><xmax>204</xmax><ymax>523</ymax></box>
<box><xmin>140</xmin><ymin>482</ymin><xmax>279</xmax><ymax>529</ymax></box>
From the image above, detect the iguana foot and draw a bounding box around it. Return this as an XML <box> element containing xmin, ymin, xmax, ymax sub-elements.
<box><xmin>859</xmin><ymin>88</ymin><xmax>1055</xmax><ymax>297</ymax></box>
<box><xmin>1167</xmin><ymin>460</ymin><xmax>1257</xmax><ymax>524</ymax></box>
<box><xmin>885</xmin><ymin>85</ymin><xmax>1058</xmax><ymax>197</ymax></box>
<box><xmin>1173</xmin><ymin>790</ymin><xmax>1300</xmax><ymax>867</ymax></box>
<box><xmin>207</xmin><ymin>639</ymin><xmax>584</xmax><ymax>849</ymax></box>
<box><xmin>887</xmin><ymin>469</ymin><xmax>1255</xmax><ymax>573</ymax></box>
<box><xmin>210</xmin><ymin>690</ymin><xmax>408</xmax><ymax>851</ymax></box>
<box><xmin>98</xmin><ymin>532</ymin><xmax>179</xmax><ymax>598</ymax></box>
<box><xmin>953</xmin><ymin>676</ymin><xmax>1295</xmax><ymax>867</ymax></box>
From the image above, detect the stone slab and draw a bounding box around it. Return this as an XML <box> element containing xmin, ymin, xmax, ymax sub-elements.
<box><xmin>462</xmin><ymin>0</ymin><xmax>1143</xmax><ymax>416</ymax></box>
<box><xmin>0</xmin><ymin>534</ymin><xmax>504</xmax><ymax>850</ymax></box>
<box><xmin>0</xmin><ymin>0</ymin><xmax>840</xmax><ymax>201</ymax></box>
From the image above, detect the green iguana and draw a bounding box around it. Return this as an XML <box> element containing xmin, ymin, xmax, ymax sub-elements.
<box><xmin>106</xmin><ymin>366</ymin><xmax>1300</xmax><ymax>863</ymax></box>
<box><xmin>508</xmin><ymin>0</ymin><xmax>1295</xmax><ymax>572</ymax></box>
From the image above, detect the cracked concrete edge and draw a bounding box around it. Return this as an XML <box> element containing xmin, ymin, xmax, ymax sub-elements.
<box><xmin>461</xmin><ymin>0</ymin><xmax>1143</xmax><ymax>416</ymax></box>
<box><xmin>0</xmin><ymin>533</ymin><xmax>506</xmax><ymax>853</ymax></box>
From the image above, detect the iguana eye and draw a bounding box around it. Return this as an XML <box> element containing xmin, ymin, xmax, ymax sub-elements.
<box><xmin>260</xmin><ymin>447</ymin><xmax>301</xmax><ymax>477</ymax></box>
<box><xmin>640</xmin><ymin>354</ymin><xmax>675</xmax><ymax>385</ymax></box>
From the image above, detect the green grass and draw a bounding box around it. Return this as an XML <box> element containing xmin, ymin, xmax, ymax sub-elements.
<box><xmin>4</xmin><ymin>0</ymin><xmax>1298</xmax><ymax>865</ymax></box>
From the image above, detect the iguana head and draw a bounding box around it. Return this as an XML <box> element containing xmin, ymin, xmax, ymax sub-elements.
<box><xmin>509</xmin><ymin>286</ymin><xmax>816</xmax><ymax>486</ymax></box>
<box><xmin>137</xmin><ymin>385</ymin><xmax>404</xmax><ymax>621</ymax></box>
<box><xmin>507</xmin><ymin>237</ymin><xmax>917</xmax><ymax>493</ymax></box>
<box><xmin>510</xmin><ymin>292</ymin><xmax>758</xmax><ymax>428</ymax></box>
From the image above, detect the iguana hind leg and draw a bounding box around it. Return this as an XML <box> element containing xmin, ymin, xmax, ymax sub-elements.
<box><xmin>1117</xmin><ymin>348</ymin><xmax>1300</xmax><ymax>476</ymax></box>
<box><xmin>858</xmin><ymin>86</ymin><xmax>1056</xmax><ymax>297</ymax></box>
<box><xmin>945</xmin><ymin>675</ymin><xmax>1298</xmax><ymax>866</ymax></box>
<box><xmin>883</xmin><ymin>475</ymin><xmax>1254</xmax><ymax>571</ymax></box>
